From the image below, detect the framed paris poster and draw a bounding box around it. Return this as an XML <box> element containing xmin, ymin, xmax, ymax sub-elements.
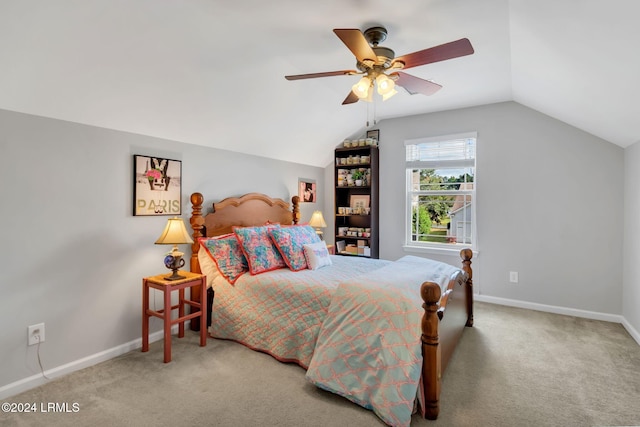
<box><xmin>133</xmin><ymin>155</ymin><xmax>182</xmax><ymax>216</ymax></box>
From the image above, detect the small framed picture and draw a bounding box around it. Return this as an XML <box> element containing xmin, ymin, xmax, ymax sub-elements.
<box><xmin>366</xmin><ymin>129</ymin><xmax>380</xmax><ymax>141</ymax></box>
<box><xmin>350</xmin><ymin>194</ymin><xmax>370</xmax><ymax>209</ymax></box>
<box><xmin>133</xmin><ymin>155</ymin><xmax>182</xmax><ymax>216</ymax></box>
<box><xmin>336</xmin><ymin>240</ymin><xmax>346</xmax><ymax>253</ymax></box>
<box><xmin>298</xmin><ymin>178</ymin><xmax>316</xmax><ymax>203</ymax></box>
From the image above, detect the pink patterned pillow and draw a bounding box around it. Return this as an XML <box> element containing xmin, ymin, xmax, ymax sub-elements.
<box><xmin>199</xmin><ymin>234</ymin><xmax>248</xmax><ymax>284</ymax></box>
<box><xmin>233</xmin><ymin>225</ymin><xmax>286</xmax><ymax>275</ymax></box>
<box><xmin>268</xmin><ymin>225</ymin><xmax>321</xmax><ymax>271</ymax></box>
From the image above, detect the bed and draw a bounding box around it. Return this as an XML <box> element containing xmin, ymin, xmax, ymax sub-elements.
<box><xmin>188</xmin><ymin>192</ymin><xmax>473</xmax><ymax>425</ymax></box>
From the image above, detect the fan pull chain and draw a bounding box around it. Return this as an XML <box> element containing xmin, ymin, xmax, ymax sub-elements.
<box><xmin>366</xmin><ymin>102</ymin><xmax>370</xmax><ymax>127</ymax></box>
<box><xmin>373</xmin><ymin>98</ymin><xmax>377</xmax><ymax>125</ymax></box>
<box><xmin>365</xmin><ymin>97</ymin><xmax>379</xmax><ymax>128</ymax></box>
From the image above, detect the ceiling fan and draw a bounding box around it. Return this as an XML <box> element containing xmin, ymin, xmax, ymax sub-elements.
<box><xmin>285</xmin><ymin>27</ymin><xmax>474</xmax><ymax>105</ymax></box>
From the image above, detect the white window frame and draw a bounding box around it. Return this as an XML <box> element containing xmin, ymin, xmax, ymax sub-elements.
<box><xmin>404</xmin><ymin>132</ymin><xmax>477</xmax><ymax>255</ymax></box>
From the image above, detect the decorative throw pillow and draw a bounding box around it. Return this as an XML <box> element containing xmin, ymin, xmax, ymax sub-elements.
<box><xmin>303</xmin><ymin>241</ymin><xmax>332</xmax><ymax>270</ymax></box>
<box><xmin>233</xmin><ymin>225</ymin><xmax>286</xmax><ymax>275</ymax></box>
<box><xmin>199</xmin><ymin>234</ymin><xmax>248</xmax><ymax>284</ymax></box>
<box><xmin>269</xmin><ymin>225</ymin><xmax>321</xmax><ymax>271</ymax></box>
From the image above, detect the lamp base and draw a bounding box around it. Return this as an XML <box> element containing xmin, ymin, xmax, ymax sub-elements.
<box><xmin>163</xmin><ymin>253</ymin><xmax>186</xmax><ymax>281</ymax></box>
<box><xmin>164</xmin><ymin>270</ymin><xmax>186</xmax><ymax>281</ymax></box>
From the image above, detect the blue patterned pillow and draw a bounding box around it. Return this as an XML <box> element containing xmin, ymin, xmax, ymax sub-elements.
<box><xmin>268</xmin><ymin>225</ymin><xmax>321</xmax><ymax>271</ymax></box>
<box><xmin>234</xmin><ymin>225</ymin><xmax>286</xmax><ymax>275</ymax></box>
<box><xmin>199</xmin><ymin>234</ymin><xmax>248</xmax><ymax>284</ymax></box>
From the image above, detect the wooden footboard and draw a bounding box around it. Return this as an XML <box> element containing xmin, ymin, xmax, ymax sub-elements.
<box><xmin>421</xmin><ymin>248</ymin><xmax>473</xmax><ymax>420</ymax></box>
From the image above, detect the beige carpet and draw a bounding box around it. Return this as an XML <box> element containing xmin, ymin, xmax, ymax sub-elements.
<box><xmin>2</xmin><ymin>302</ymin><xmax>639</xmax><ymax>427</ymax></box>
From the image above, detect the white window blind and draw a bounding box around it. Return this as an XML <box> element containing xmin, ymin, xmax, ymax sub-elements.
<box><xmin>405</xmin><ymin>133</ymin><xmax>477</xmax><ymax>249</ymax></box>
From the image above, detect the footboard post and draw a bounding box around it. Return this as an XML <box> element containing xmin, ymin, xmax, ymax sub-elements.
<box><xmin>421</xmin><ymin>281</ymin><xmax>442</xmax><ymax>420</ymax></box>
<box><xmin>460</xmin><ymin>248</ymin><xmax>474</xmax><ymax>327</ymax></box>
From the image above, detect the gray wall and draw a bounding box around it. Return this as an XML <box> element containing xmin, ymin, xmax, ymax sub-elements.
<box><xmin>3</xmin><ymin>101</ymin><xmax>637</xmax><ymax>396</ymax></box>
<box><xmin>327</xmin><ymin>102</ymin><xmax>625</xmax><ymax>316</ymax></box>
<box><xmin>0</xmin><ymin>109</ymin><xmax>324</xmax><ymax>393</ymax></box>
<box><xmin>624</xmin><ymin>142</ymin><xmax>640</xmax><ymax>335</ymax></box>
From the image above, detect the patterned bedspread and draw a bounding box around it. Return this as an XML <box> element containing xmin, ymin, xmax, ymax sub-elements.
<box><xmin>210</xmin><ymin>254</ymin><xmax>461</xmax><ymax>426</ymax></box>
<box><xmin>305</xmin><ymin>255</ymin><xmax>462</xmax><ymax>427</ymax></box>
<box><xmin>209</xmin><ymin>255</ymin><xmax>390</xmax><ymax>368</ymax></box>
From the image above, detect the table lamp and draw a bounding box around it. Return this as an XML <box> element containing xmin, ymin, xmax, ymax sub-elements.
<box><xmin>155</xmin><ymin>217</ymin><xmax>194</xmax><ymax>280</ymax></box>
<box><xmin>308</xmin><ymin>210</ymin><xmax>327</xmax><ymax>240</ymax></box>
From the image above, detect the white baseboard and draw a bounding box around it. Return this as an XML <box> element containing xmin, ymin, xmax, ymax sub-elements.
<box><xmin>475</xmin><ymin>294</ymin><xmax>640</xmax><ymax>346</ymax></box>
<box><xmin>0</xmin><ymin>325</ymin><xmax>182</xmax><ymax>400</ymax></box>
<box><xmin>3</xmin><ymin>296</ymin><xmax>639</xmax><ymax>400</ymax></box>
<box><xmin>621</xmin><ymin>317</ymin><xmax>640</xmax><ymax>346</ymax></box>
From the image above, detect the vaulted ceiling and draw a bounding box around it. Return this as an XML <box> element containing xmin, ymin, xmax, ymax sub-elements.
<box><xmin>1</xmin><ymin>1</ymin><xmax>639</xmax><ymax>167</ymax></box>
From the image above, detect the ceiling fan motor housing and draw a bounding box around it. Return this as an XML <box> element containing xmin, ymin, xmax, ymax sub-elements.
<box><xmin>373</xmin><ymin>46</ymin><xmax>394</xmax><ymax>66</ymax></box>
<box><xmin>357</xmin><ymin>45</ymin><xmax>395</xmax><ymax>72</ymax></box>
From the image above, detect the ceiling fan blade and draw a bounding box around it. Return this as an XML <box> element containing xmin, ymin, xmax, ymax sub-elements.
<box><xmin>342</xmin><ymin>90</ymin><xmax>359</xmax><ymax>105</ymax></box>
<box><xmin>394</xmin><ymin>72</ymin><xmax>442</xmax><ymax>96</ymax></box>
<box><xmin>285</xmin><ymin>70</ymin><xmax>357</xmax><ymax>80</ymax></box>
<box><xmin>333</xmin><ymin>29</ymin><xmax>377</xmax><ymax>63</ymax></box>
<box><xmin>392</xmin><ymin>38</ymin><xmax>474</xmax><ymax>70</ymax></box>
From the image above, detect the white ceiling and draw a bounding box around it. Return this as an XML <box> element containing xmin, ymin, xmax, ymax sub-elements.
<box><xmin>1</xmin><ymin>0</ymin><xmax>639</xmax><ymax>167</ymax></box>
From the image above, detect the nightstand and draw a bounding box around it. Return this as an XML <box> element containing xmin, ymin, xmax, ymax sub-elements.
<box><xmin>326</xmin><ymin>244</ymin><xmax>335</xmax><ymax>255</ymax></box>
<box><xmin>142</xmin><ymin>271</ymin><xmax>206</xmax><ymax>363</ymax></box>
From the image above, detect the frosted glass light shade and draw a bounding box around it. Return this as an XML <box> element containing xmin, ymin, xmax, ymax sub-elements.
<box><xmin>352</xmin><ymin>76</ymin><xmax>372</xmax><ymax>99</ymax></box>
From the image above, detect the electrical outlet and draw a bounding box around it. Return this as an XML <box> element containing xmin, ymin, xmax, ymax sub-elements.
<box><xmin>509</xmin><ymin>271</ymin><xmax>519</xmax><ymax>283</ymax></box>
<box><xmin>28</xmin><ymin>323</ymin><xmax>45</xmax><ymax>346</ymax></box>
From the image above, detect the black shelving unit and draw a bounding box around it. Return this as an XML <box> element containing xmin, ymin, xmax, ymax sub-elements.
<box><xmin>334</xmin><ymin>144</ymin><xmax>379</xmax><ymax>258</ymax></box>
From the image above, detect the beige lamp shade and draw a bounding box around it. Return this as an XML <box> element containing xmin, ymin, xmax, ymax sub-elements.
<box><xmin>309</xmin><ymin>211</ymin><xmax>327</xmax><ymax>240</ymax></box>
<box><xmin>308</xmin><ymin>211</ymin><xmax>327</xmax><ymax>228</ymax></box>
<box><xmin>155</xmin><ymin>217</ymin><xmax>194</xmax><ymax>246</ymax></box>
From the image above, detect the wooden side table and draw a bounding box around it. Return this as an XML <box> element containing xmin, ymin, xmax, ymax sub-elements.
<box><xmin>142</xmin><ymin>271</ymin><xmax>206</xmax><ymax>362</ymax></box>
<box><xmin>326</xmin><ymin>244</ymin><xmax>335</xmax><ymax>255</ymax></box>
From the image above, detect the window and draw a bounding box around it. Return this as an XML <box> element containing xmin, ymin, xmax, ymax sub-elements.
<box><xmin>405</xmin><ymin>133</ymin><xmax>476</xmax><ymax>250</ymax></box>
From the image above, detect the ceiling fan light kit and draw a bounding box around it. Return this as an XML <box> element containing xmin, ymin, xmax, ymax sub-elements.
<box><xmin>285</xmin><ymin>26</ymin><xmax>474</xmax><ymax>105</ymax></box>
<box><xmin>351</xmin><ymin>73</ymin><xmax>398</xmax><ymax>103</ymax></box>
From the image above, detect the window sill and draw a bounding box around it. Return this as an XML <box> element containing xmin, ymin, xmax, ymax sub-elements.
<box><xmin>403</xmin><ymin>244</ymin><xmax>479</xmax><ymax>258</ymax></box>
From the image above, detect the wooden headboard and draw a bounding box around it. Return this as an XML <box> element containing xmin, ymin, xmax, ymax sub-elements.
<box><xmin>189</xmin><ymin>192</ymin><xmax>300</xmax><ymax>274</ymax></box>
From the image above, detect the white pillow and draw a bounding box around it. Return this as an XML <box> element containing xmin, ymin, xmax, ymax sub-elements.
<box><xmin>303</xmin><ymin>241</ymin><xmax>333</xmax><ymax>270</ymax></box>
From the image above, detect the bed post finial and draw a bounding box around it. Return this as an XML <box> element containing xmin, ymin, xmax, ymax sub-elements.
<box><xmin>291</xmin><ymin>196</ymin><xmax>300</xmax><ymax>224</ymax></box>
<box><xmin>460</xmin><ymin>248</ymin><xmax>474</xmax><ymax>327</ymax></box>
<box><xmin>421</xmin><ymin>281</ymin><xmax>442</xmax><ymax>420</ymax></box>
<box><xmin>190</xmin><ymin>192</ymin><xmax>205</xmax><ymax>273</ymax></box>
